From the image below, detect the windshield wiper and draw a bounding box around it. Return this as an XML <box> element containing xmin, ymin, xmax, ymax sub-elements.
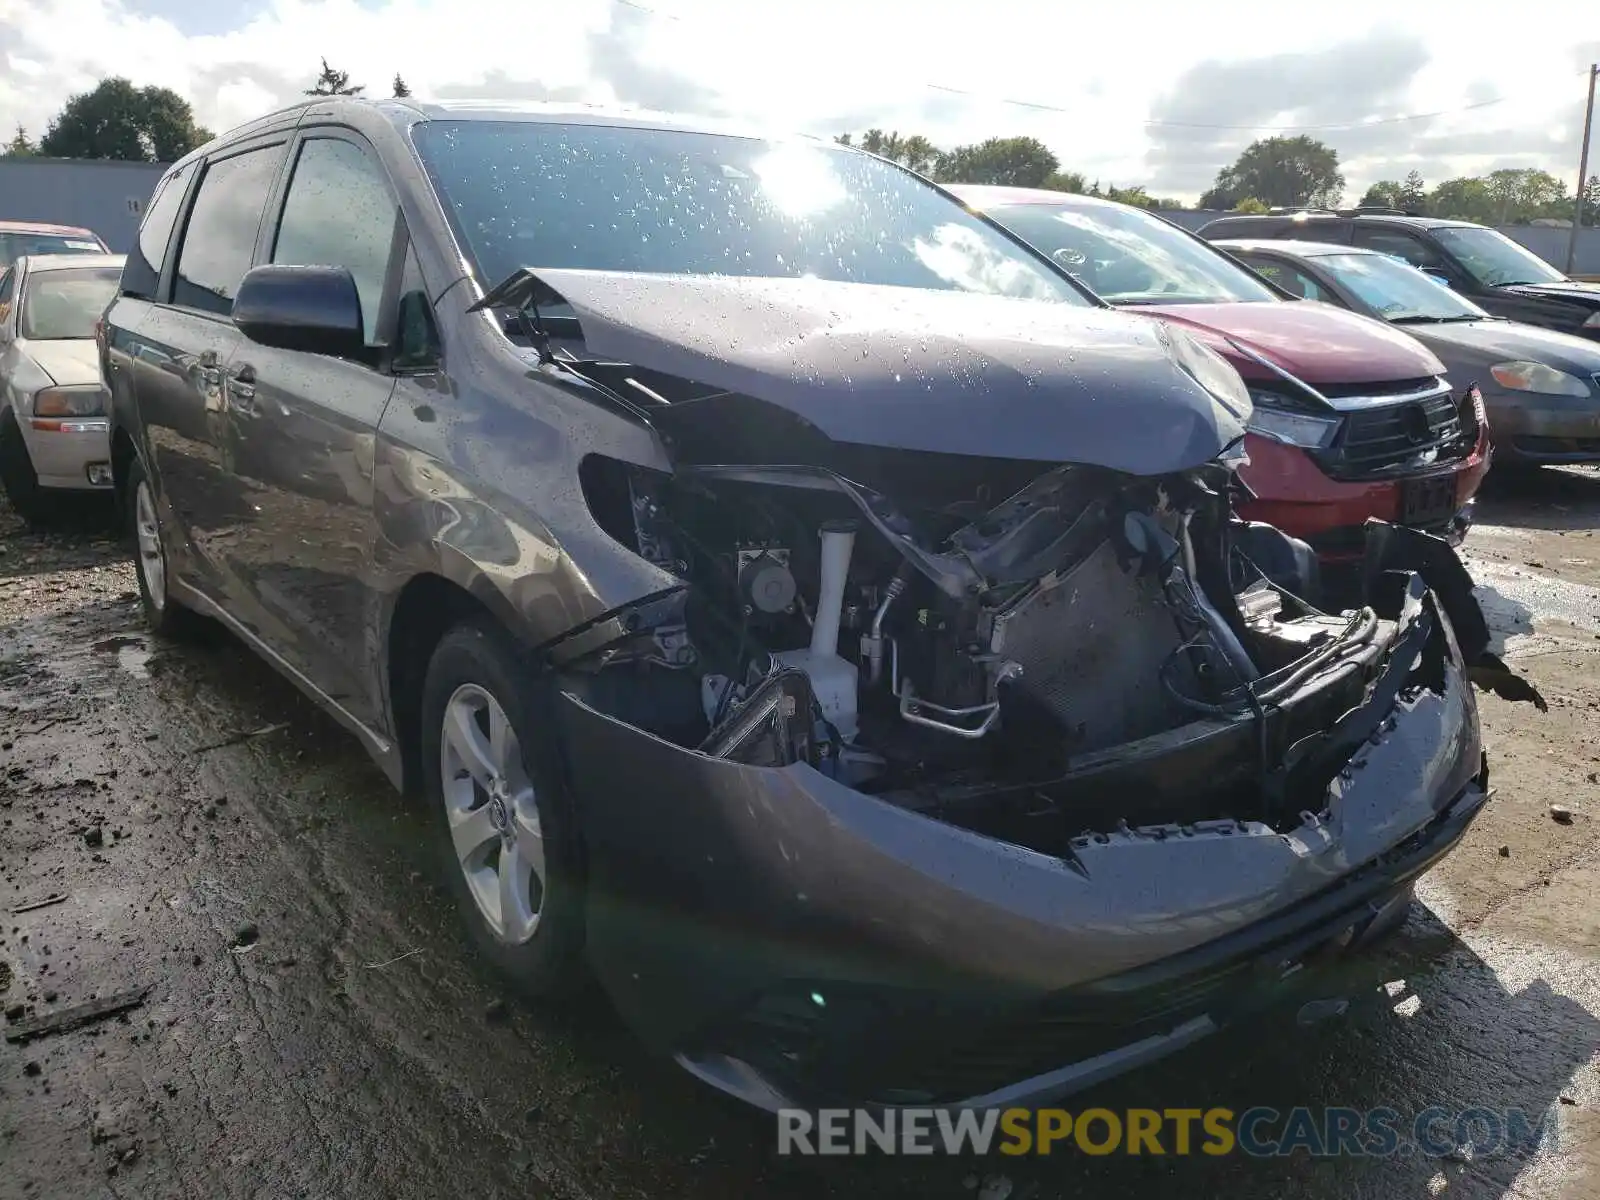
<box><xmin>1107</xmin><ymin>295</ymin><xmax>1210</xmax><ymax>306</ymax></box>
<box><xmin>1390</xmin><ymin>314</ymin><xmax>1479</xmax><ymax>325</ymax></box>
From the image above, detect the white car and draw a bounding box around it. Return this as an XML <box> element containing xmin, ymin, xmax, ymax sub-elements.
<box><xmin>0</xmin><ymin>252</ymin><xmax>124</xmax><ymax>520</ymax></box>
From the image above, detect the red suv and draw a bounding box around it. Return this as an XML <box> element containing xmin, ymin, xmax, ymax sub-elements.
<box><xmin>952</xmin><ymin>186</ymin><xmax>1491</xmax><ymax>557</ymax></box>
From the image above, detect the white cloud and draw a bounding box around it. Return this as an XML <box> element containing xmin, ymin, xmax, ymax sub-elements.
<box><xmin>0</xmin><ymin>0</ymin><xmax>1595</xmax><ymax>202</ymax></box>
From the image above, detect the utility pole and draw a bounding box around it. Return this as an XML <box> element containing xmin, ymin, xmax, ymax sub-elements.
<box><xmin>1567</xmin><ymin>63</ymin><xmax>1598</xmax><ymax>275</ymax></box>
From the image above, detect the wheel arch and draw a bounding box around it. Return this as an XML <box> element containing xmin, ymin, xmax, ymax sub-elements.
<box><xmin>384</xmin><ymin>570</ymin><xmax>502</xmax><ymax>797</ymax></box>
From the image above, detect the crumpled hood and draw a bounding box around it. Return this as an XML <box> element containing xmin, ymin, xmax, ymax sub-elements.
<box><xmin>518</xmin><ymin>269</ymin><xmax>1249</xmax><ymax>476</ymax></box>
<box><xmin>1133</xmin><ymin>300</ymin><xmax>1446</xmax><ymax>385</ymax></box>
<box><xmin>22</xmin><ymin>339</ymin><xmax>101</xmax><ymax>387</ymax></box>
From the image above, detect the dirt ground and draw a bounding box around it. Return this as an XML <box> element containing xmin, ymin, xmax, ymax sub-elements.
<box><xmin>3</xmin><ymin>471</ymin><xmax>1600</xmax><ymax>1199</ymax></box>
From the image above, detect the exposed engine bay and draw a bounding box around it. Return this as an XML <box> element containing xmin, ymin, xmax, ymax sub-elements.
<box><xmin>565</xmin><ymin>444</ymin><xmax>1428</xmax><ymax>852</ymax></box>
<box><xmin>476</xmin><ymin>265</ymin><xmax>1507</xmax><ymax>858</ymax></box>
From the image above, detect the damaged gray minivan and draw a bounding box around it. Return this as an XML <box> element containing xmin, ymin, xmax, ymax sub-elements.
<box><xmin>104</xmin><ymin>99</ymin><xmax>1518</xmax><ymax>1112</ymax></box>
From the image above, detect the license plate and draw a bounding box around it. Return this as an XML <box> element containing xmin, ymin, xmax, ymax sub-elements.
<box><xmin>1402</xmin><ymin>475</ymin><xmax>1457</xmax><ymax>526</ymax></box>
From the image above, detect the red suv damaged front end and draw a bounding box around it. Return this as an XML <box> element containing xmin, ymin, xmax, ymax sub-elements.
<box><xmin>949</xmin><ymin>186</ymin><xmax>1492</xmax><ymax>560</ymax></box>
<box><xmin>1147</xmin><ymin>300</ymin><xmax>1492</xmax><ymax>559</ymax></box>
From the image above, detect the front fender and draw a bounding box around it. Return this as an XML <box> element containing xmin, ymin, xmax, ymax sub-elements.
<box><xmin>369</xmin><ymin>290</ymin><xmax>684</xmax><ymax>656</ymax></box>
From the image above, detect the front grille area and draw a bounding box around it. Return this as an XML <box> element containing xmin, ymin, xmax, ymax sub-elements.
<box><xmin>1318</xmin><ymin>390</ymin><xmax>1468</xmax><ymax>480</ymax></box>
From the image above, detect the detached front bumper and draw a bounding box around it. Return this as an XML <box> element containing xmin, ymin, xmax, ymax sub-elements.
<box><xmin>559</xmin><ymin>567</ymin><xmax>1486</xmax><ymax>1110</ymax></box>
<box><xmin>1482</xmin><ymin>387</ymin><xmax>1600</xmax><ymax>463</ymax></box>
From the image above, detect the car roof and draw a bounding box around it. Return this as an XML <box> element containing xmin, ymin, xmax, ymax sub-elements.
<box><xmin>190</xmin><ymin>95</ymin><xmax>827</xmax><ymax>164</ymax></box>
<box><xmin>945</xmin><ymin>184</ymin><xmax>1128</xmax><ymax>212</ymax></box>
<box><xmin>1214</xmin><ymin>238</ymin><xmax>1378</xmax><ymax>258</ymax></box>
<box><xmin>19</xmin><ymin>252</ymin><xmax>125</xmax><ymax>272</ymax></box>
<box><xmin>1207</xmin><ymin>212</ymin><xmax>1477</xmax><ymax>232</ymax></box>
<box><xmin>0</xmin><ymin>219</ymin><xmax>102</xmax><ymax>238</ymax></box>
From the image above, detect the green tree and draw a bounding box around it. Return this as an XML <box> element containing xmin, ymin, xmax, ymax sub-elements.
<box><xmin>1104</xmin><ymin>184</ymin><xmax>1156</xmax><ymax>209</ymax></box>
<box><xmin>392</xmin><ymin>74</ymin><xmax>411</xmax><ymax>99</ymax></box>
<box><xmin>306</xmin><ymin>57</ymin><xmax>364</xmax><ymax>96</ymax></box>
<box><xmin>845</xmin><ymin>129</ymin><xmax>940</xmax><ymax>175</ymax></box>
<box><xmin>38</xmin><ymin>78</ymin><xmax>211</xmax><ymax>162</ymax></box>
<box><xmin>1582</xmin><ymin>175</ymin><xmax>1600</xmax><ymax>227</ymax></box>
<box><xmin>1399</xmin><ymin>170</ymin><xmax>1427</xmax><ymax>211</ymax></box>
<box><xmin>3</xmin><ymin>125</ymin><xmax>36</xmax><ymax>157</ymax></box>
<box><xmin>891</xmin><ymin>135</ymin><xmax>940</xmax><ymax>177</ymax></box>
<box><xmin>934</xmin><ymin>136</ymin><xmax>1059</xmax><ymax>188</ymax></box>
<box><xmin>1041</xmin><ymin>170</ymin><xmax>1086</xmax><ymax>194</ymax></box>
<box><xmin>1200</xmin><ymin>136</ymin><xmax>1344</xmax><ymax>210</ymax></box>
<box><xmin>1233</xmin><ymin>197</ymin><xmax>1270</xmax><ymax>214</ymax></box>
<box><xmin>1427</xmin><ymin>177</ymin><xmax>1497</xmax><ymax>224</ymax></box>
<box><xmin>1484</xmin><ymin>168</ymin><xmax>1567</xmax><ymax>224</ymax></box>
<box><xmin>1359</xmin><ymin>180</ymin><xmax>1405</xmax><ymax>208</ymax></box>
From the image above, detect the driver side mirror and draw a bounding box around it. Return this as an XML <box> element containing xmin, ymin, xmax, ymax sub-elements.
<box><xmin>1420</xmin><ymin>267</ymin><xmax>1454</xmax><ymax>289</ymax></box>
<box><xmin>232</xmin><ymin>264</ymin><xmax>365</xmax><ymax>358</ymax></box>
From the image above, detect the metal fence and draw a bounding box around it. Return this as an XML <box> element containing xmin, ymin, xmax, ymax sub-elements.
<box><xmin>1158</xmin><ymin>208</ymin><xmax>1600</xmax><ymax>276</ymax></box>
<box><xmin>0</xmin><ymin>158</ymin><xmax>169</xmax><ymax>254</ymax></box>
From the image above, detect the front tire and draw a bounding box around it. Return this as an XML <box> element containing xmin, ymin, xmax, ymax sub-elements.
<box><xmin>420</xmin><ymin>619</ymin><xmax>586</xmax><ymax>997</ymax></box>
<box><xmin>126</xmin><ymin>455</ymin><xmax>199</xmax><ymax>638</ymax></box>
<box><xmin>0</xmin><ymin>412</ymin><xmax>44</xmax><ymax>523</ymax></box>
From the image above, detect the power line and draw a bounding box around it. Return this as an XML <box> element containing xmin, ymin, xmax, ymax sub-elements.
<box><xmin>927</xmin><ymin>86</ymin><xmax>1513</xmax><ymax>132</ymax></box>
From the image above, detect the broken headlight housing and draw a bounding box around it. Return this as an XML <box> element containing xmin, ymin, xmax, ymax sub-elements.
<box><xmin>1246</xmin><ymin>387</ymin><xmax>1340</xmax><ymax>450</ymax></box>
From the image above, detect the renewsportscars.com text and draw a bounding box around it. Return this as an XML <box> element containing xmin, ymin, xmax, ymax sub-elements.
<box><xmin>777</xmin><ymin>1105</ymin><xmax>1554</xmax><ymax>1158</ymax></box>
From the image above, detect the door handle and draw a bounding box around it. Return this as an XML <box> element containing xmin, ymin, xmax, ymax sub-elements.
<box><xmin>226</xmin><ymin>363</ymin><xmax>257</xmax><ymax>400</ymax></box>
<box><xmin>197</xmin><ymin>348</ymin><xmax>221</xmax><ymax>385</ymax></box>
<box><xmin>226</xmin><ymin>364</ymin><xmax>258</xmax><ymax>417</ymax></box>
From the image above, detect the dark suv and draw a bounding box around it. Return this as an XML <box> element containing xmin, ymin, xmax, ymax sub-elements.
<box><xmin>102</xmin><ymin>98</ymin><xmax>1502</xmax><ymax>1113</ymax></box>
<box><xmin>1198</xmin><ymin>211</ymin><xmax>1600</xmax><ymax>340</ymax></box>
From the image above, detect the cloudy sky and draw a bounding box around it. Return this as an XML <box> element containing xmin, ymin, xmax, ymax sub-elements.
<box><xmin>0</xmin><ymin>0</ymin><xmax>1597</xmax><ymax>202</ymax></box>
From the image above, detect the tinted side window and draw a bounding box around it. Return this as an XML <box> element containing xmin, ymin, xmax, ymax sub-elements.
<box><xmin>174</xmin><ymin>146</ymin><xmax>282</xmax><ymax>315</ymax></box>
<box><xmin>272</xmin><ymin>138</ymin><xmax>397</xmax><ymax>343</ymax></box>
<box><xmin>1352</xmin><ymin>227</ymin><xmax>1438</xmax><ymax>268</ymax></box>
<box><xmin>0</xmin><ymin>269</ymin><xmax>14</xmax><ymax>321</ymax></box>
<box><xmin>122</xmin><ymin>161</ymin><xmax>194</xmax><ymax>300</ymax></box>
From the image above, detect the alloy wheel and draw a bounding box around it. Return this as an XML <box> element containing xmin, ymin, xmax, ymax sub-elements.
<box><xmin>134</xmin><ymin>479</ymin><xmax>166</xmax><ymax>612</ymax></box>
<box><xmin>439</xmin><ymin>683</ymin><xmax>546</xmax><ymax>945</ymax></box>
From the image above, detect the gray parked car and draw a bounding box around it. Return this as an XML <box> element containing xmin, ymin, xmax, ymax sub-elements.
<box><xmin>0</xmin><ymin>252</ymin><xmax>124</xmax><ymax>519</ymax></box>
<box><xmin>104</xmin><ymin>98</ymin><xmax>1505</xmax><ymax>1112</ymax></box>
<box><xmin>1218</xmin><ymin>238</ymin><xmax>1600</xmax><ymax>467</ymax></box>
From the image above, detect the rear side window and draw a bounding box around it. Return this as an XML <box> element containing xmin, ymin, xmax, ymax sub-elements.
<box><xmin>1352</xmin><ymin>227</ymin><xmax>1439</xmax><ymax>269</ymax></box>
<box><xmin>174</xmin><ymin>146</ymin><xmax>282</xmax><ymax>315</ymax></box>
<box><xmin>1243</xmin><ymin>257</ymin><xmax>1330</xmax><ymax>301</ymax></box>
<box><xmin>271</xmin><ymin>137</ymin><xmax>397</xmax><ymax>343</ymax></box>
<box><xmin>0</xmin><ymin>269</ymin><xmax>14</xmax><ymax>325</ymax></box>
<box><xmin>121</xmin><ymin>161</ymin><xmax>194</xmax><ymax>300</ymax></box>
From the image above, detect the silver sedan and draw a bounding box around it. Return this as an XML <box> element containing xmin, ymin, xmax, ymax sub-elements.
<box><xmin>0</xmin><ymin>252</ymin><xmax>124</xmax><ymax>520</ymax></box>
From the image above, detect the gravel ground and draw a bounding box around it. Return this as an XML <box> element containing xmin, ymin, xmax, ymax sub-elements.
<box><xmin>3</xmin><ymin>472</ymin><xmax>1600</xmax><ymax>1199</ymax></box>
